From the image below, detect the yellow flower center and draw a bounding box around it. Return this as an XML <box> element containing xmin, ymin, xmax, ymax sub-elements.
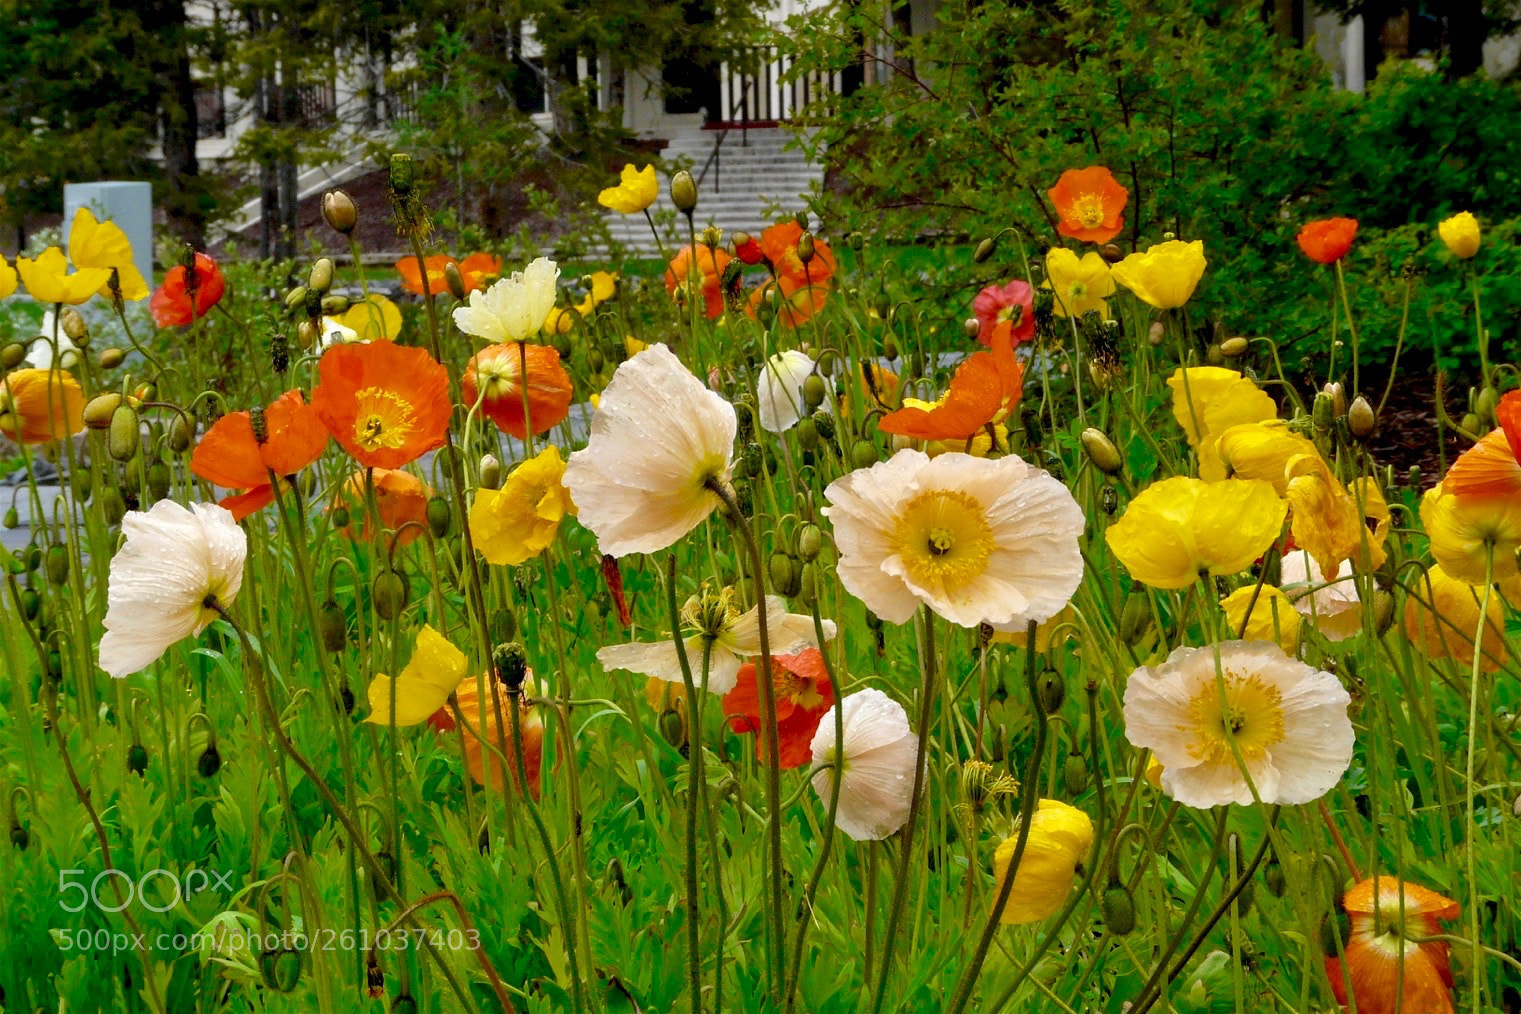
<box><xmin>353</xmin><ymin>387</ymin><xmax>416</xmax><ymax>452</ymax></box>
<box><xmin>1072</xmin><ymin>194</ymin><xmax>1107</xmax><ymax>229</ymax></box>
<box><xmin>476</xmin><ymin>355</ymin><xmax>522</xmax><ymax>401</ymax></box>
<box><xmin>777</xmin><ymin>666</ymin><xmax>824</xmax><ymax>710</ymax></box>
<box><xmin>893</xmin><ymin>490</ymin><xmax>994</xmax><ymax>589</ymax></box>
<box><xmin>1186</xmin><ymin>670</ymin><xmax>1286</xmax><ymax>766</ymax></box>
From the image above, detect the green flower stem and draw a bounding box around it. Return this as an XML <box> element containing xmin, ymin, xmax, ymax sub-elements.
<box><xmin>1464</xmin><ymin>545</ymin><xmax>1493</xmax><ymax>1013</ymax></box>
<box><xmin>1334</xmin><ymin>260</ymin><xmax>1361</xmax><ymax>395</ymax></box>
<box><xmin>665</xmin><ymin>552</ymin><xmax>708</xmax><ymax>1013</ymax></box>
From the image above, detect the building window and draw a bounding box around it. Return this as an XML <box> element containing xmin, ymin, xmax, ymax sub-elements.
<box><xmin>194</xmin><ymin>82</ymin><xmax>227</xmax><ymax>140</ymax></box>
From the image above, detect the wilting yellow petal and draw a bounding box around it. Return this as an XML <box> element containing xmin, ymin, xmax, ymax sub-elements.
<box><xmin>365</xmin><ymin>624</ymin><xmax>468</xmax><ymax>725</ymax></box>
<box><xmin>1220</xmin><ymin>585</ymin><xmax>1301</xmax><ymax>652</ymax></box>
<box><xmin>993</xmin><ymin>799</ymin><xmax>1094</xmax><ymax>924</ymax></box>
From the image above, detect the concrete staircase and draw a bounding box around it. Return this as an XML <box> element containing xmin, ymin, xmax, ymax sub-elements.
<box><xmin>598</xmin><ymin>127</ymin><xmax>824</xmax><ymax>256</ymax></box>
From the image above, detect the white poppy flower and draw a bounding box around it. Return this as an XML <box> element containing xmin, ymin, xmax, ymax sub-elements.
<box><xmin>1278</xmin><ymin>550</ymin><xmax>1362</xmax><ymax>641</ymax></box>
<box><xmin>757</xmin><ymin>349</ymin><xmax>816</xmax><ymax>433</ymax></box>
<box><xmin>25</xmin><ymin>312</ymin><xmax>78</xmax><ymax>370</ymax></box>
<box><xmin>452</xmin><ymin>257</ymin><xmax>560</xmax><ymax>344</ymax></box>
<box><xmin>318</xmin><ymin>316</ymin><xmax>361</xmax><ymax>348</ymax></box>
<box><xmin>822</xmin><ymin>449</ymin><xmax>1084</xmax><ymax>628</ymax></box>
<box><xmin>1122</xmin><ymin>640</ymin><xmax>1354</xmax><ymax>808</ymax></box>
<box><xmin>597</xmin><ymin>593</ymin><xmax>834</xmax><ymax>696</ymax></box>
<box><xmin>99</xmin><ymin>501</ymin><xmax>248</xmax><ymax>678</ymax></box>
<box><xmin>564</xmin><ymin>343</ymin><xmax>736</xmax><ymax>558</ymax></box>
<box><xmin>809</xmin><ymin>688</ymin><xmax>918</xmax><ymax>840</ymax></box>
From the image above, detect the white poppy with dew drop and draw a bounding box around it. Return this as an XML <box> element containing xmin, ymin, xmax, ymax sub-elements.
<box><xmin>822</xmin><ymin>449</ymin><xmax>1084</xmax><ymax>629</ymax></box>
<box><xmin>564</xmin><ymin>343</ymin><xmax>736</xmax><ymax>558</ymax></box>
<box><xmin>757</xmin><ymin>349</ymin><xmax>816</xmax><ymax>433</ymax></box>
<box><xmin>1122</xmin><ymin>640</ymin><xmax>1354</xmax><ymax>809</ymax></box>
<box><xmin>1278</xmin><ymin>550</ymin><xmax>1362</xmax><ymax>641</ymax></box>
<box><xmin>99</xmin><ymin>501</ymin><xmax>248</xmax><ymax>679</ymax></box>
<box><xmin>452</xmin><ymin>256</ymin><xmax>560</xmax><ymax>344</ymax></box>
<box><xmin>597</xmin><ymin>595</ymin><xmax>835</xmax><ymax>696</ymax></box>
<box><xmin>318</xmin><ymin>316</ymin><xmax>361</xmax><ymax>348</ymax></box>
<box><xmin>809</xmin><ymin>688</ymin><xmax>918</xmax><ymax>841</ymax></box>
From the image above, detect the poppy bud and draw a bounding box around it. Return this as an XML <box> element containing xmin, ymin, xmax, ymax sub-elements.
<box><xmin>1080</xmin><ymin>427</ymin><xmax>1123</xmax><ymax>476</ymax></box>
<box><xmin>322</xmin><ymin>189</ymin><xmax>358</xmax><ymax>234</ymax></box>
<box><xmin>1102</xmin><ymin>883</ymin><xmax>1135</xmax><ymax>934</ymax></box>
<box><xmin>0</xmin><ymin>343</ymin><xmax>24</xmax><ymax>369</ymax></box>
<box><xmin>1037</xmin><ymin>670</ymin><xmax>1065</xmax><ymax>714</ymax></box>
<box><xmin>873</xmin><ymin>291</ymin><xmax>891</xmax><ymax>320</ymax></box>
<box><xmin>769</xmin><ymin>554</ymin><xmax>800</xmax><ymax>597</ymax></box>
<box><xmin>320</xmin><ymin>294</ymin><xmax>350</xmax><ymax>317</ymax></box>
<box><xmin>957</xmin><ymin>318</ymin><xmax>978</xmax><ymax>341</ymax></box>
<box><xmin>660</xmin><ymin>708</ymin><xmax>686</xmax><ymax>748</ymax></box>
<box><xmin>168</xmin><ymin>412</ymin><xmax>196</xmax><ymax>453</ymax></box>
<box><xmin>493</xmin><ymin>642</ymin><xmax>528</xmax><ymax>691</ymax></box>
<box><xmin>1147</xmin><ymin>321</ymin><xmax>1165</xmax><ymax>346</ymax></box>
<box><xmin>372</xmin><ymin>570</ymin><xmax>408</xmax><ymax>621</ymax></box>
<box><xmin>284</xmin><ymin>286</ymin><xmax>308</xmax><ymax>312</ymax></box>
<box><xmin>973</xmin><ymin>237</ymin><xmax>996</xmax><ymax>263</ymax></box>
<box><xmin>127</xmin><ymin>743</ymin><xmax>149</xmax><ymax>775</ymax></box>
<box><xmin>59</xmin><ymin>308</ymin><xmax>89</xmax><ymax>346</ymax></box>
<box><xmin>670</xmin><ymin>170</ymin><xmax>698</xmax><ymax>213</ymax></box>
<box><xmin>797</xmin><ymin>232</ymin><xmax>816</xmax><ymax>263</ymax></box>
<box><xmin>260</xmin><ymin>948</ymin><xmax>302</xmax><ymax>993</ymax></box>
<box><xmin>794</xmin><ymin>211</ymin><xmax>809</xmax><ymax>230</ymax></box>
<box><xmin>198</xmin><ymin>742</ymin><xmax>222</xmax><ymax>778</ymax></box>
<box><xmin>101</xmin><ymin>487</ymin><xmax>127</xmax><ymax>526</ymax></box>
<box><xmin>319</xmin><ymin>599</ymin><xmax>348</xmax><ymax>653</ymax></box>
<box><xmin>797</xmin><ymin>561</ymin><xmax>819</xmax><ymax>606</ymax></box>
<box><xmin>849</xmin><ymin>439</ymin><xmax>877</xmax><ymax>470</ymax></box>
<box><xmin>797</xmin><ymin>416</ymin><xmax>819</xmax><ymax>451</ymax></box>
<box><xmin>330</xmin><ymin>505</ymin><xmax>350</xmax><ymax>528</ymax></box>
<box><xmin>802</xmin><ymin>374</ymin><xmax>826</xmax><ymax>412</ymax></box>
<box><xmin>82</xmin><ymin>394</ymin><xmax>122</xmax><ymax>431</ymax></box>
<box><xmin>491</xmin><ymin>607</ymin><xmax>518</xmax><ymax>644</ymax></box>
<box><xmin>1220</xmin><ymin>336</ymin><xmax>1249</xmax><ymax>358</ymax></box>
<box><xmin>1347</xmin><ymin>396</ymin><xmax>1376</xmax><ymax>439</ymax></box>
<box><xmin>1264</xmin><ymin>857</ymin><xmax>1286</xmax><ymax>897</ymax></box>
<box><xmin>18</xmin><ymin>586</ymin><xmax>39</xmax><ymax>620</ymax></box>
<box><xmin>795</xmin><ymin>523</ymin><xmax>823</xmax><ymax>562</ymax></box>
<box><xmin>2</xmin><ymin>507</ymin><xmax>17</xmax><ymax>530</ymax></box>
<box><xmin>9</xmin><ymin>823</ymin><xmax>28</xmax><ymax>850</ymax></box>
<box><xmin>99</xmin><ymin>348</ymin><xmax>126</xmax><ymax>369</ymax></box>
<box><xmin>479</xmin><ymin>454</ymin><xmax>502</xmax><ymax>490</ymax></box>
<box><xmin>445</xmin><ymin>262</ymin><xmax>467</xmax><ymax>301</ymax></box>
<box><xmin>308</xmin><ymin>258</ymin><xmax>334</xmax><ymax>294</ymax></box>
<box><xmin>1462</xmin><ymin>411</ymin><xmax>1481</xmax><ymax>434</ymax></box>
<box><xmin>1312</xmin><ymin>392</ymin><xmax>1335</xmax><ymax>434</ymax></box>
<box><xmin>1063</xmin><ymin>751</ymin><xmax>1088</xmax><ymax>795</ymax></box>
<box><xmin>426</xmin><ymin>496</ymin><xmax>451</xmax><ymax>538</ymax></box>
<box><xmin>1476</xmin><ymin>385</ymin><xmax>1500</xmax><ymax>426</ymax></box>
<box><xmin>107</xmin><ymin>405</ymin><xmax>140</xmax><ymax>462</ymax></box>
<box><xmin>1100</xmin><ymin>243</ymin><xmax>1124</xmax><ymax>264</ymax></box>
<box><xmin>146</xmin><ymin>462</ymin><xmax>171</xmax><ymax>503</ymax></box>
<box><xmin>817</xmin><ymin>348</ymin><xmax>844</xmax><ymax>376</ymax></box>
<box><xmin>1321</xmin><ymin>381</ymin><xmax>1346</xmax><ymax>417</ymax></box>
<box><xmin>391</xmin><ymin>995</ymin><xmax>418</xmax><ymax>1014</ymax></box>
<box><xmin>847</xmin><ymin>232</ymin><xmax>864</xmax><ymax>250</ymax></box>
<box><xmin>1205</xmin><ymin>344</ymin><xmax>1224</xmax><ymax>365</ymax></box>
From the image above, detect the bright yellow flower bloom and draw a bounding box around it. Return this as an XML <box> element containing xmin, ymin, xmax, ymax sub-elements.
<box><xmin>1111</xmin><ymin>239</ymin><xmax>1206</xmax><ymax>309</ymax></box>
<box><xmin>0</xmin><ymin>258</ymin><xmax>16</xmax><ymax>299</ymax></box>
<box><xmin>1106</xmin><ymin>476</ymin><xmax>1286</xmax><ymax>590</ymax></box>
<box><xmin>1220</xmin><ymin>585</ymin><xmax>1301</xmax><ymax>653</ymax></box>
<box><xmin>365</xmin><ymin>624</ymin><xmax>468</xmax><ymax>726</ymax></box>
<box><xmin>469</xmin><ymin>445</ymin><xmax>578</xmax><ymax>566</ymax></box>
<box><xmin>1043</xmin><ymin>248</ymin><xmax>1115</xmax><ymax>319</ymax></box>
<box><xmin>336</xmin><ymin>294</ymin><xmax>402</xmax><ymax>341</ymax></box>
<box><xmin>1420</xmin><ymin>484</ymin><xmax>1521</xmax><ymax>586</ymax></box>
<box><xmin>993</xmin><ymin>799</ymin><xmax>1094</xmax><ymax>925</ymax></box>
<box><xmin>624</xmin><ymin>335</ymin><xmax>647</xmax><ymax>356</ymax></box>
<box><xmin>1285</xmin><ymin>457</ymin><xmax>1389</xmax><ymax>577</ymax></box>
<box><xmin>1166</xmin><ymin>367</ymin><xmax>1275</xmax><ymax>457</ymax></box>
<box><xmin>1206</xmin><ymin>422</ymin><xmax>1319</xmax><ymax>493</ymax></box>
<box><xmin>69</xmin><ymin>207</ymin><xmax>148</xmax><ymax>301</ymax></box>
<box><xmin>1438</xmin><ymin>211</ymin><xmax>1480</xmax><ymax>259</ymax></box>
<box><xmin>1403</xmin><ymin>563</ymin><xmax>1513</xmax><ymax>671</ymax></box>
<box><xmin>598</xmin><ymin>164</ymin><xmax>659</xmax><ymax>214</ymax></box>
<box><xmin>16</xmin><ymin>247</ymin><xmax>112</xmax><ymax>305</ymax></box>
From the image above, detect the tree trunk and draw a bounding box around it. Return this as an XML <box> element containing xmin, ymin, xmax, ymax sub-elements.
<box><xmin>140</xmin><ymin>0</ymin><xmax>204</xmax><ymax>251</ymax></box>
<box><xmin>1446</xmin><ymin>0</ymin><xmax>1486</xmax><ymax>77</ymax></box>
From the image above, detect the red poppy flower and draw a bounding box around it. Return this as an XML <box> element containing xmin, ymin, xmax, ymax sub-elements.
<box><xmin>334</xmin><ymin>467</ymin><xmax>431</xmax><ymax>546</ymax></box>
<box><xmin>1445</xmin><ymin>390</ymin><xmax>1521</xmax><ymax>498</ymax></box>
<box><xmin>733</xmin><ymin>233</ymin><xmax>765</xmax><ymax>266</ymax></box>
<box><xmin>722</xmin><ymin>648</ymin><xmax>834</xmax><ymax>769</ymax></box>
<box><xmin>461</xmin><ymin>342</ymin><xmax>573</xmax><ymax>438</ymax></box>
<box><xmin>190</xmin><ymin>390</ymin><xmax>329</xmax><ymax>520</ymax></box>
<box><xmin>756</xmin><ymin>221</ymin><xmax>837</xmax><ymax>287</ymax></box>
<box><xmin>746</xmin><ymin>275</ymin><xmax>830</xmax><ymax>329</ymax></box>
<box><xmin>457</xmin><ymin>252</ymin><xmax>502</xmax><ymax>294</ymax></box>
<box><xmin>972</xmin><ymin>279</ymin><xmax>1036</xmax><ymax>347</ymax></box>
<box><xmin>150</xmin><ymin>253</ymin><xmax>226</xmax><ymax>327</ymax></box>
<box><xmin>1324</xmin><ymin>877</ymin><xmax>1460</xmax><ymax>1014</ymax></box>
<box><xmin>311</xmin><ymin>339</ymin><xmax>451</xmax><ymax>469</ymax></box>
<box><xmin>1047</xmin><ymin>167</ymin><xmax>1129</xmax><ymax>244</ymax></box>
<box><xmin>396</xmin><ymin>254</ymin><xmax>454</xmax><ymax>296</ymax></box>
<box><xmin>878</xmin><ymin>328</ymin><xmax>1024</xmax><ymax>442</ymax></box>
<box><xmin>665</xmin><ymin>244</ymin><xmax>733</xmax><ymax>319</ymax></box>
<box><xmin>1298</xmin><ymin>218</ymin><xmax>1358</xmax><ymax>264</ymax></box>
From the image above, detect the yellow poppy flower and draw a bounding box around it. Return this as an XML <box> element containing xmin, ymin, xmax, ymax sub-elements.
<box><xmin>0</xmin><ymin>257</ymin><xmax>16</xmax><ymax>299</ymax></box>
<box><xmin>993</xmin><ymin>799</ymin><xmax>1094</xmax><ymax>924</ymax></box>
<box><xmin>1403</xmin><ymin>563</ymin><xmax>1512</xmax><ymax>671</ymax></box>
<box><xmin>1219</xmin><ymin>585</ymin><xmax>1300</xmax><ymax>652</ymax></box>
<box><xmin>1206</xmin><ymin>422</ymin><xmax>1319</xmax><ymax>493</ymax></box>
<box><xmin>68</xmin><ymin>208</ymin><xmax>148</xmax><ymax>301</ymax></box>
<box><xmin>336</xmin><ymin>294</ymin><xmax>402</xmax><ymax>341</ymax></box>
<box><xmin>469</xmin><ymin>446</ymin><xmax>578</xmax><ymax>566</ymax></box>
<box><xmin>1111</xmin><ymin>239</ymin><xmax>1206</xmax><ymax>310</ymax></box>
<box><xmin>1043</xmin><ymin>248</ymin><xmax>1115</xmax><ymax>319</ymax></box>
<box><xmin>1166</xmin><ymin>367</ymin><xmax>1275</xmax><ymax>454</ymax></box>
<box><xmin>16</xmin><ymin>248</ymin><xmax>112</xmax><ymax>305</ymax></box>
<box><xmin>1420</xmin><ymin>484</ymin><xmax>1521</xmax><ymax>586</ymax></box>
<box><xmin>624</xmin><ymin>335</ymin><xmax>647</xmax><ymax>356</ymax></box>
<box><xmin>598</xmin><ymin>164</ymin><xmax>659</xmax><ymax>214</ymax></box>
<box><xmin>1106</xmin><ymin>476</ymin><xmax>1286</xmax><ymax>590</ymax></box>
<box><xmin>1285</xmin><ymin>457</ymin><xmax>1389</xmax><ymax>577</ymax></box>
<box><xmin>1438</xmin><ymin>211</ymin><xmax>1480</xmax><ymax>259</ymax></box>
<box><xmin>365</xmin><ymin>624</ymin><xmax>469</xmax><ymax>725</ymax></box>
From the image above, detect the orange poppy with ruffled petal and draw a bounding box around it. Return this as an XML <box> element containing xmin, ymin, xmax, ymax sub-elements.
<box><xmin>1047</xmin><ymin>167</ymin><xmax>1129</xmax><ymax>244</ymax></box>
<box><xmin>664</xmin><ymin>244</ymin><xmax>732</xmax><ymax>319</ymax></box>
<box><xmin>456</xmin><ymin>674</ymin><xmax>544</xmax><ymax>797</ymax></box>
<box><xmin>1446</xmin><ymin>390</ymin><xmax>1521</xmax><ymax>498</ymax></box>
<box><xmin>746</xmin><ymin>275</ymin><xmax>829</xmax><ymax>329</ymax></box>
<box><xmin>757</xmin><ymin>221</ymin><xmax>837</xmax><ymax>287</ymax></box>
<box><xmin>462</xmin><ymin>342</ymin><xmax>573</xmax><ymax>438</ymax></box>
<box><xmin>311</xmin><ymin>340</ymin><xmax>451</xmax><ymax>469</ymax></box>
<box><xmin>457</xmin><ymin>252</ymin><xmax>502</xmax><ymax>294</ymax></box>
<box><xmin>0</xmin><ymin>368</ymin><xmax>85</xmax><ymax>445</ymax></box>
<box><xmin>1297</xmin><ymin>218</ymin><xmax>1358</xmax><ymax>264</ymax></box>
<box><xmin>191</xmin><ymin>390</ymin><xmax>329</xmax><ymax>520</ymax></box>
<box><xmin>396</xmin><ymin>254</ymin><xmax>454</xmax><ymax>296</ymax></box>
<box><xmin>722</xmin><ymin>648</ymin><xmax>834</xmax><ymax>769</ymax></box>
<box><xmin>334</xmin><ymin>468</ymin><xmax>431</xmax><ymax>546</ymax></box>
<box><xmin>1325</xmin><ymin>877</ymin><xmax>1459</xmax><ymax>1014</ymax></box>
<box><xmin>878</xmin><ymin>330</ymin><xmax>1023</xmax><ymax>442</ymax></box>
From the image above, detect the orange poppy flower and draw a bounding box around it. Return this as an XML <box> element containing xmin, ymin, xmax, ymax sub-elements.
<box><xmin>878</xmin><ymin>329</ymin><xmax>1024</xmax><ymax>442</ymax></box>
<box><xmin>1445</xmin><ymin>390</ymin><xmax>1521</xmax><ymax>498</ymax></box>
<box><xmin>721</xmin><ymin>648</ymin><xmax>834</xmax><ymax>769</ymax></box>
<box><xmin>311</xmin><ymin>339</ymin><xmax>451</xmax><ymax>469</ymax></box>
<box><xmin>456</xmin><ymin>252</ymin><xmax>502</xmax><ymax>294</ymax></box>
<box><xmin>757</xmin><ymin>221</ymin><xmax>837</xmax><ymax>286</ymax></box>
<box><xmin>150</xmin><ymin>253</ymin><xmax>226</xmax><ymax>328</ymax></box>
<box><xmin>334</xmin><ymin>468</ymin><xmax>431</xmax><ymax>546</ymax></box>
<box><xmin>395</xmin><ymin>254</ymin><xmax>454</xmax><ymax>296</ymax></box>
<box><xmin>1298</xmin><ymin>218</ymin><xmax>1358</xmax><ymax>264</ymax></box>
<box><xmin>1047</xmin><ymin>167</ymin><xmax>1129</xmax><ymax>244</ymax></box>
<box><xmin>0</xmin><ymin>368</ymin><xmax>85</xmax><ymax>445</ymax></box>
<box><xmin>1325</xmin><ymin>877</ymin><xmax>1460</xmax><ymax>1014</ymax></box>
<box><xmin>190</xmin><ymin>390</ymin><xmax>329</xmax><ymax>520</ymax></box>
<box><xmin>746</xmin><ymin>275</ymin><xmax>830</xmax><ymax>329</ymax></box>
<box><xmin>461</xmin><ymin>342</ymin><xmax>573</xmax><ymax>438</ymax></box>
<box><xmin>665</xmin><ymin>244</ymin><xmax>732</xmax><ymax>319</ymax></box>
<box><xmin>455</xmin><ymin>674</ymin><xmax>544</xmax><ymax>798</ymax></box>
